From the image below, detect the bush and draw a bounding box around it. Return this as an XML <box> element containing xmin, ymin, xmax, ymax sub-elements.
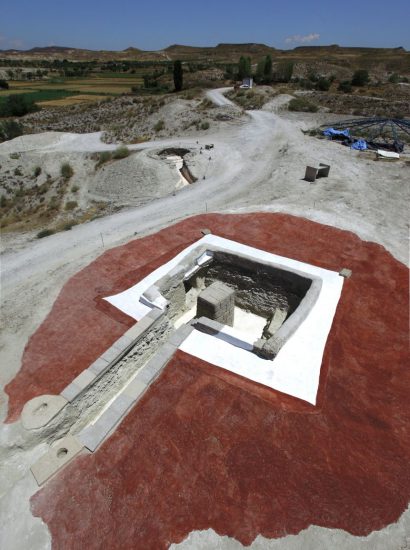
<box><xmin>0</xmin><ymin>79</ymin><xmax>9</xmax><ymax>90</ymax></box>
<box><xmin>352</xmin><ymin>69</ymin><xmax>369</xmax><ymax>87</ymax></box>
<box><xmin>112</xmin><ymin>146</ymin><xmax>130</xmax><ymax>159</ymax></box>
<box><xmin>33</xmin><ymin>166</ymin><xmax>41</xmax><ymax>177</ymax></box>
<box><xmin>0</xmin><ymin>120</ymin><xmax>23</xmax><ymax>142</ymax></box>
<box><xmin>200</xmin><ymin>121</ymin><xmax>210</xmax><ymax>130</ymax></box>
<box><xmin>316</xmin><ymin>78</ymin><xmax>331</xmax><ymax>91</ymax></box>
<box><xmin>0</xmin><ymin>195</ymin><xmax>7</xmax><ymax>207</ymax></box>
<box><xmin>37</xmin><ymin>228</ymin><xmax>55</xmax><ymax>239</ymax></box>
<box><xmin>61</xmin><ymin>163</ymin><xmax>74</xmax><ymax>179</ymax></box>
<box><xmin>65</xmin><ymin>200</ymin><xmax>78</xmax><ymax>211</ymax></box>
<box><xmin>338</xmin><ymin>80</ymin><xmax>352</xmax><ymax>93</ymax></box>
<box><xmin>154</xmin><ymin>120</ymin><xmax>165</xmax><ymax>132</ymax></box>
<box><xmin>63</xmin><ymin>221</ymin><xmax>77</xmax><ymax>231</ymax></box>
<box><xmin>0</xmin><ymin>94</ymin><xmax>40</xmax><ymax>117</ymax></box>
<box><xmin>388</xmin><ymin>73</ymin><xmax>399</xmax><ymax>84</ymax></box>
<box><xmin>96</xmin><ymin>151</ymin><xmax>112</xmax><ymax>167</ymax></box>
<box><xmin>71</xmin><ymin>185</ymin><xmax>79</xmax><ymax>192</ymax></box>
<box><xmin>288</xmin><ymin>98</ymin><xmax>318</xmax><ymax>112</ymax></box>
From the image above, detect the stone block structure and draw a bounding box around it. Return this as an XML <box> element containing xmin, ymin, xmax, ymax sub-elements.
<box><xmin>196</xmin><ymin>281</ymin><xmax>235</xmax><ymax>326</ymax></box>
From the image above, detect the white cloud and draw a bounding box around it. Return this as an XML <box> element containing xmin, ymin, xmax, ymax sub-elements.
<box><xmin>285</xmin><ymin>33</ymin><xmax>320</xmax><ymax>44</ymax></box>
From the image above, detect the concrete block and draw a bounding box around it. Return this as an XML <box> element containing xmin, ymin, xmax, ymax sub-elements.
<box><xmin>61</xmin><ymin>382</ymin><xmax>82</xmax><ymax>402</ymax></box>
<box><xmin>89</xmin><ymin>357</ymin><xmax>110</xmax><ymax>376</ymax></box>
<box><xmin>113</xmin><ymin>334</ymin><xmax>134</xmax><ymax>352</ymax></box>
<box><xmin>146</xmin><ymin>308</ymin><xmax>164</xmax><ymax>322</ymax></box>
<box><xmin>305</xmin><ymin>165</ymin><xmax>318</xmax><ymax>182</ymax></box>
<box><xmin>197</xmin><ymin>282</ymin><xmax>235</xmax><ymax>326</ymax></box>
<box><xmin>123</xmin><ymin>378</ymin><xmax>147</xmax><ymax>400</ymax></box>
<box><xmin>100</xmin><ymin>345</ymin><xmax>121</xmax><ymax>364</ymax></box>
<box><xmin>137</xmin><ymin>344</ymin><xmax>176</xmax><ymax>385</ymax></box>
<box><xmin>339</xmin><ymin>268</ymin><xmax>352</xmax><ymax>278</ymax></box>
<box><xmin>125</xmin><ymin>316</ymin><xmax>154</xmax><ymax>340</ymax></box>
<box><xmin>21</xmin><ymin>395</ymin><xmax>68</xmax><ymax>431</ymax></box>
<box><xmin>167</xmin><ymin>325</ymin><xmax>194</xmax><ymax>347</ymax></box>
<box><xmin>111</xmin><ymin>393</ymin><xmax>134</xmax><ymax>416</ymax></box>
<box><xmin>72</xmin><ymin>369</ymin><xmax>96</xmax><ymax>389</ymax></box>
<box><xmin>31</xmin><ymin>435</ymin><xmax>84</xmax><ymax>485</ymax></box>
<box><xmin>77</xmin><ymin>407</ymin><xmax>120</xmax><ymax>452</ymax></box>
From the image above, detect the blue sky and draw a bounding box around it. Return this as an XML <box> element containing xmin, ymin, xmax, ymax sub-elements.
<box><xmin>1</xmin><ymin>0</ymin><xmax>409</xmax><ymax>51</ymax></box>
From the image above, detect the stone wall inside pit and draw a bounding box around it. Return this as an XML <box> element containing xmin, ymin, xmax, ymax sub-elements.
<box><xmin>203</xmin><ymin>252</ymin><xmax>312</xmax><ymax>318</ymax></box>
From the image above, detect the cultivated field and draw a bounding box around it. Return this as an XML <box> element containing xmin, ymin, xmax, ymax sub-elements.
<box><xmin>0</xmin><ymin>73</ymin><xmax>145</xmax><ymax>107</ymax></box>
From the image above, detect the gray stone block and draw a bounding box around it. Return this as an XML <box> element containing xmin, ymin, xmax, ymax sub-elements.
<box><xmin>113</xmin><ymin>334</ymin><xmax>134</xmax><ymax>352</ymax></box>
<box><xmin>100</xmin><ymin>345</ymin><xmax>121</xmax><ymax>364</ymax></box>
<box><xmin>31</xmin><ymin>435</ymin><xmax>84</xmax><ymax>485</ymax></box>
<box><xmin>89</xmin><ymin>357</ymin><xmax>110</xmax><ymax>376</ymax></box>
<box><xmin>137</xmin><ymin>344</ymin><xmax>176</xmax><ymax>385</ymax></box>
<box><xmin>72</xmin><ymin>369</ymin><xmax>96</xmax><ymax>389</ymax></box>
<box><xmin>339</xmin><ymin>268</ymin><xmax>352</xmax><ymax>278</ymax></box>
<box><xmin>123</xmin><ymin>378</ymin><xmax>147</xmax><ymax>400</ymax></box>
<box><xmin>167</xmin><ymin>325</ymin><xmax>194</xmax><ymax>347</ymax></box>
<box><xmin>60</xmin><ymin>382</ymin><xmax>82</xmax><ymax>402</ymax></box>
<box><xmin>111</xmin><ymin>393</ymin><xmax>134</xmax><ymax>416</ymax></box>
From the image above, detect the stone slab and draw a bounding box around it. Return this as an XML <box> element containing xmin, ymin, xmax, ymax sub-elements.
<box><xmin>31</xmin><ymin>435</ymin><xmax>85</xmax><ymax>486</ymax></box>
<box><xmin>89</xmin><ymin>357</ymin><xmax>110</xmax><ymax>376</ymax></box>
<box><xmin>21</xmin><ymin>395</ymin><xmax>68</xmax><ymax>431</ymax></box>
<box><xmin>72</xmin><ymin>369</ymin><xmax>96</xmax><ymax>389</ymax></box>
<box><xmin>123</xmin><ymin>378</ymin><xmax>147</xmax><ymax>400</ymax></box>
<box><xmin>60</xmin><ymin>382</ymin><xmax>82</xmax><ymax>402</ymax></box>
<box><xmin>100</xmin><ymin>345</ymin><xmax>122</xmax><ymax>364</ymax></box>
<box><xmin>137</xmin><ymin>344</ymin><xmax>176</xmax><ymax>385</ymax></box>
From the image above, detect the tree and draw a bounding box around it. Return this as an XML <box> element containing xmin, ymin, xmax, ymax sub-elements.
<box><xmin>238</xmin><ymin>56</ymin><xmax>251</xmax><ymax>80</ymax></box>
<box><xmin>0</xmin><ymin>79</ymin><xmax>9</xmax><ymax>90</ymax></box>
<box><xmin>0</xmin><ymin>120</ymin><xmax>23</xmax><ymax>142</ymax></box>
<box><xmin>173</xmin><ymin>60</ymin><xmax>183</xmax><ymax>92</ymax></box>
<box><xmin>0</xmin><ymin>94</ymin><xmax>39</xmax><ymax>117</ymax></box>
<box><xmin>274</xmin><ymin>62</ymin><xmax>294</xmax><ymax>83</ymax></box>
<box><xmin>264</xmin><ymin>55</ymin><xmax>273</xmax><ymax>83</ymax></box>
<box><xmin>351</xmin><ymin>69</ymin><xmax>369</xmax><ymax>87</ymax></box>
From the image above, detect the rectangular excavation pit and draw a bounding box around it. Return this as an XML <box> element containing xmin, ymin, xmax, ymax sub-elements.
<box><xmin>104</xmin><ymin>235</ymin><xmax>344</xmax><ymax>405</ymax></box>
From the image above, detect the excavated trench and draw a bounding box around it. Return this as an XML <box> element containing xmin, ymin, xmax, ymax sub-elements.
<box><xmin>158</xmin><ymin>148</ymin><xmax>198</xmax><ymax>185</ymax></box>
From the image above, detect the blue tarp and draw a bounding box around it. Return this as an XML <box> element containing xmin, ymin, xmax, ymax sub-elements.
<box><xmin>351</xmin><ymin>139</ymin><xmax>367</xmax><ymax>150</ymax></box>
<box><xmin>323</xmin><ymin>127</ymin><xmax>350</xmax><ymax>137</ymax></box>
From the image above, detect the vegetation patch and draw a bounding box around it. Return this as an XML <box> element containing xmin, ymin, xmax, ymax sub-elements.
<box><xmin>288</xmin><ymin>97</ymin><xmax>318</xmax><ymax>113</ymax></box>
<box><xmin>112</xmin><ymin>146</ymin><xmax>130</xmax><ymax>159</ymax></box>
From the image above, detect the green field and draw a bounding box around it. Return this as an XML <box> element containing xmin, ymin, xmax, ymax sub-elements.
<box><xmin>0</xmin><ymin>89</ymin><xmax>78</xmax><ymax>108</ymax></box>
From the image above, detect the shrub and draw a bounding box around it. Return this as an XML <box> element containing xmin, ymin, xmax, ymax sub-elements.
<box><xmin>0</xmin><ymin>120</ymin><xmax>23</xmax><ymax>142</ymax></box>
<box><xmin>96</xmin><ymin>151</ymin><xmax>112</xmax><ymax>167</ymax></box>
<box><xmin>0</xmin><ymin>195</ymin><xmax>7</xmax><ymax>207</ymax></box>
<box><xmin>65</xmin><ymin>200</ymin><xmax>78</xmax><ymax>211</ymax></box>
<box><xmin>0</xmin><ymin>79</ymin><xmax>9</xmax><ymax>90</ymax></box>
<box><xmin>0</xmin><ymin>94</ymin><xmax>40</xmax><ymax>117</ymax></box>
<box><xmin>14</xmin><ymin>167</ymin><xmax>22</xmax><ymax>176</ymax></box>
<box><xmin>338</xmin><ymin>80</ymin><xmax>352</xmax><ymax>93</ymax></box>
<box><xmin>316</xmin><ymin>78</ymin><xmax>331</xmax><ymax>91</ymax></box>
<box><xmin>352</xmin><ymin>69</ymin><xmax>369</xmax><ymax>86</ymax></box>
<box><xmin>112</xmin><ymin>146</ymin><xmax>130</xmax><ymax>159</ymax></box>
<box><xmin>154</xmin><ymin>120</ymin><xmax>165</xmax><ymax>132</ymax></box>
<box><xmin>61</xmin><ymin>163</ymin><xmax>74</xmax><ymax>179</ymax></box>
<box><xmin>9</xmin><ymin>152</ymin><xmax>20</xmax><ymax>159</ymax></box>
<box><xmin>388</xmin><ymin>73</ymin><xmax>399</xmax><ymax>84</ymax></box>
<box><xmin>288</xmin><ymin>98</ymin><xmax>318</xmax><ymax>112</ymax></box>
<box><xmin>37</xmin><ymin>228</ymin><xmax>55</xmax><ymax>239</ymax></box>
<box><xmin>71</xmin><ymin>185</ymin><xmax>79</xmax><ymax>193</ymax></box>
<box><xmin>200</xmin><ymin>121</ymin><xmax>210</xmax><ymax>130</ymax></box>
<box><xmin>63</xmin><ymin>221</ymin><xmax>77</xmax><ymax>231</ymax></box>
<box><xmin>33</xmin><ymin>166</ymin><xmax>41</xmax><ymax>177</ymax></box>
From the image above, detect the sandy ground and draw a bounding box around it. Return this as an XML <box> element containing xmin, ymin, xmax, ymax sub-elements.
<box><xmin>0</xmin><ymin>88</ymin><xmax>409</xmax><ymax>549</ymax></box>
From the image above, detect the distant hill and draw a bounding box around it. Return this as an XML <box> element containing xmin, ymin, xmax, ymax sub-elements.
<box><xmin>0</xmin><ymin>43</ymin><xmax>408</xmax><ymax>72</ymax></box>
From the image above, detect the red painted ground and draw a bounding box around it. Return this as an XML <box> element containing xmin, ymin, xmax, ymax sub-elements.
<box><xmin>8</xmin><ymin>213</ymin><xmax>410</xmax><ymax>546</ymax></box>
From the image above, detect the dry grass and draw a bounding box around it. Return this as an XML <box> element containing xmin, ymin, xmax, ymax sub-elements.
<box><xmin>37</xmin><ymin>94</ymin><xmax>108</xmax><ymax>107</ymax></box>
